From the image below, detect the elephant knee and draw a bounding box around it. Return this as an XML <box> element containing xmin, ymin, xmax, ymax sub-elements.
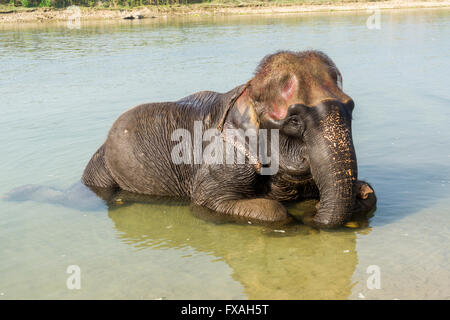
<box><xmin>82</xmin><ymin>145</ymin><xmax>117</xmax><ymax>189</ymax></box>
<box><xmin>236</xmin><ymin>198</ymin><xmax>290</xmax><ymax>222</ymax></box>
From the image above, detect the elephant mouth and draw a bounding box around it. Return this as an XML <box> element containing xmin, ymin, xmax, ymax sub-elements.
<box><xmin>278</xmin><ymin>150</ymin><xmax>311</xmax><ymax>175</ymax></box>
<box><xmin>282</xmin><ymin>172</ymin><xmax>313</xmax><ymax>184</ymax></box>
<box><xmin>280</xmin><ymin>162</ymin><xmax>311</xmax><ymax>177</ymax></box>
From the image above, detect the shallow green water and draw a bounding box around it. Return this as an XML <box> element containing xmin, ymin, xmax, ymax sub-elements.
<box><xmin>0</xmin><ymin>9</ymin><xmax>449</xmax><ymax>299</ymax></box>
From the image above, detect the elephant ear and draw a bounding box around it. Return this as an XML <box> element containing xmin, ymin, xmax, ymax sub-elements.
<box><xmin>261</xmin><ymin>74</ymin><xmax>298</xmax><ymax>121</ymax></box>
<box><xmin>217</xmin><ymin>74</ymin><xmax>298</xmax><ymax>132</ymax></box>
<box><xmin>217</xmin><ymin>81</ymin><xmax>259</xmax><ymax>132</ymax></box>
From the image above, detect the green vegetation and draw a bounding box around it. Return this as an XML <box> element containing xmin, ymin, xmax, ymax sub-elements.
<box><xmin>0</xmin><ymin>0</ymin><xmax>383</xmax><ymax>10</ymax></box>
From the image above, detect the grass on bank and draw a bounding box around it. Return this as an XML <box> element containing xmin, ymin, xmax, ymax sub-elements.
<box><xmin>0</xmin><ymin>0</ymin><xmax>385</xmax><ymax>12</ymax></box>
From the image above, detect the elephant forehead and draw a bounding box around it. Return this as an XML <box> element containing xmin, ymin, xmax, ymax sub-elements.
<box><xmin>295</xmin><ymin>74</ymin><xmax>352</xmax><ymax>107</ymax></box>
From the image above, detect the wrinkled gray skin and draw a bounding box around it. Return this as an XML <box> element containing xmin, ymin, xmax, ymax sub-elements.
<box><xmin>80</xmin><ymin>50</ymin><xmax>376</xmax><ymax>228</ymax></box>
<box><xmin>6</xmin><ymin>50</ymin><xmax>376</xmax><ymax>228</ymax></box>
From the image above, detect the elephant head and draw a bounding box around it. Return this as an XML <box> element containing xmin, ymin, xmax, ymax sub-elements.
<box><xmin>226</xmin><ymin>51</ymin><xmax>358</xmax><ymax>228</ymax></box>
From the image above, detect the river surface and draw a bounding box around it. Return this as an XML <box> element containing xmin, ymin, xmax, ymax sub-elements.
<box><xmin>0</xmin><ymin>8</ymin><xmax>449</xmax><ymax>299</ymax></box>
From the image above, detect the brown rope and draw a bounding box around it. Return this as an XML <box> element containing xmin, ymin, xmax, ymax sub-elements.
<box><xmin>221</xmin><ymin>131</ymin><xmax>262</xmax><ymax>173</ymax></box>
<box><xmin>217</xmin><ymin>80</ymin><xmax>261</xmax><ymax>172</ymax></box>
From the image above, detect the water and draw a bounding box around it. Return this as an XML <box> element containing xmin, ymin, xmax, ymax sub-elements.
<box><xmin>0</xmin><ymin>9</ymin><xmax>449</xmax><ymax>299</ymax></box>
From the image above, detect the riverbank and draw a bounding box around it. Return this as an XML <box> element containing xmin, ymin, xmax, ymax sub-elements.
<box><xmin>0</xmin><ymin>1</ymin><xmax>449</xmax><ymax>23</ymax></box>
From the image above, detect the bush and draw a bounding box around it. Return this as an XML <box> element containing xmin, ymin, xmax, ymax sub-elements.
<box><xmin>38</xmin><ymin>0</ymin><xmax>52</xmax><ymax>6</ymax></box>
<box><xmin>20</xmin><ymin>0</ymin><xmax>31</xmax><ymax>7</ymax></box>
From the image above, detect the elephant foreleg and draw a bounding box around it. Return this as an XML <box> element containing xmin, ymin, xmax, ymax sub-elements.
<box><xmin>192</xmin><ymin>165</ymin><xmax>293</xmax><ymax>224</ymax></box>
<box><xmin>213</xmin><ymin>198</ymin><xmax>292</xmax><ymax>223</ymax></box>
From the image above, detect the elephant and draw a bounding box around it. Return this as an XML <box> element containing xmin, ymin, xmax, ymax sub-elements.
<box><xmin>79</xmin><ymin>50</ymin><xmax>376</xmax><ymax>228</ymax></box>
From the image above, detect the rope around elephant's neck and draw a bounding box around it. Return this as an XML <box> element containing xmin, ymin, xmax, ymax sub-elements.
<box><xmin>221</xmin><ymin>131</ymin><xmax>262</xmax><ymax>173</ymax></box>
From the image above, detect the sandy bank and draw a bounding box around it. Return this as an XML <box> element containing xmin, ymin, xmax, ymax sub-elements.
<box><xmin>0</xmin><ymin>1</ymin><xmax>449</xmax><ymax>23</ymax></box>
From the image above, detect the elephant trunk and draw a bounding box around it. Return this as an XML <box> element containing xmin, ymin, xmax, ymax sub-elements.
<box><xmin>306</xmin><ymin>108</ymin><xmax>358</xmax><ymax>228</ymax></box>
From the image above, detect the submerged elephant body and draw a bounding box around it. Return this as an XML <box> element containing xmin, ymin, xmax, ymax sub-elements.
<box><xmin>83</xmin><ymin>88</ymin><xmax>241</xmax><ymax>198</ymax></box>
<box><xmin>82</xmin><ymin>50</ymin><xmax>376</xmax><ymax>228</ymax></box>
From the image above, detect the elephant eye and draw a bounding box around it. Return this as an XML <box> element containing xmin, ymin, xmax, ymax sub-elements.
<box><xmin>287</xmin><ymin>117</ymin><xmax>303</xmax><ymax>129</ymax></box>
<box><xmin>289</xmin><ymin>118</ymin><xmax>300</xmax><ymax>125</ymax></box>
<box><xmin>282</xmin><ymin>116</ymin><xmax>305</xmax><ymax>138</ymax></box>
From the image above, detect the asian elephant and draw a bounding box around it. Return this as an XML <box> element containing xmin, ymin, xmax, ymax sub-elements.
<box><xmin>80</xmin><ymin>50</ymin><xmax>376</xmax><ymax>228</ymax></box>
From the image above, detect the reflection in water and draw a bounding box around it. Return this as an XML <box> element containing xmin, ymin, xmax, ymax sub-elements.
<box><xmin>3</xmin><ymin>175</ymin><xmax>374</xmax><ymax>299</ymax></box>
<box><xmin>107</xmin><ymin>198</ymin><xmax>369</xmax><ymax>299</ymax></box>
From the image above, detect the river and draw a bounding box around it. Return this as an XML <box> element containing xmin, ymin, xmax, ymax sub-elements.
<box><xmin>0</xmin><ymin>8</ymin><xmax>449</xmax><ymax>299</ymax></box>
